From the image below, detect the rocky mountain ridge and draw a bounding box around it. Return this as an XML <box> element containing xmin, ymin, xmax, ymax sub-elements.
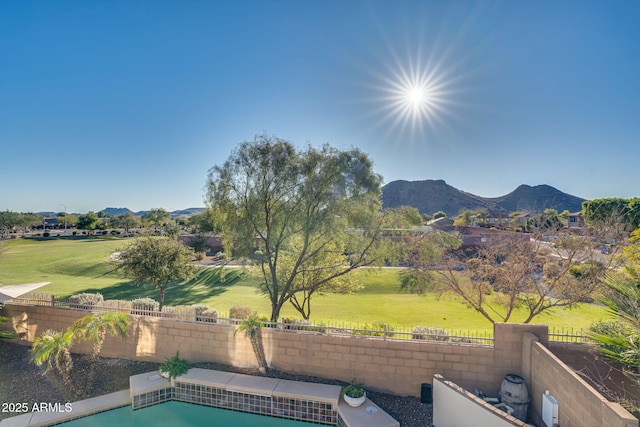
<box><xmin>381</xmin><ymin>180</ymin><xmax>585</xmax><ymax>217</ymax></box>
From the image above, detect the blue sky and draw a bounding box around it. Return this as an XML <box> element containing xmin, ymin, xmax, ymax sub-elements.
<box><xmin>1</xmin><ymin>0</ymin><xmax>639</xmax><ymax>213</ymax></box>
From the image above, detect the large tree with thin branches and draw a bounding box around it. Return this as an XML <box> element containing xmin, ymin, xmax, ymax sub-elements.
<box><xmin>206</xmin><ymin>135</ymin><xmax>387</xmax><ymax>321</ymax></box>
<box><xmin>401</xmin><ymin>227</ymin><xmax>607</xmax><ymax>324</ymax></box>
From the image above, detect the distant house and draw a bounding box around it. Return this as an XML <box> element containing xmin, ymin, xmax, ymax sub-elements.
<box><xmin>567</xmin><ymin>211</ymin><xmax>585</xmax><ymax>229</ymax></box>
<box><xmin>454</xmin><ymin>226</ymin><xmax>531</xmax><ymax>249</ymax></box>
<box><xmin>427</xmin><ymin>217</ymin><xmax>455</xmax><ymax>232</ymax></box>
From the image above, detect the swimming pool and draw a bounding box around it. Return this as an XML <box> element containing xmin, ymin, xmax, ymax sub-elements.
<box><xmin>56</xmin><ymin>401</ymin><xmax>320</xmax><ymax>426</ymax></box>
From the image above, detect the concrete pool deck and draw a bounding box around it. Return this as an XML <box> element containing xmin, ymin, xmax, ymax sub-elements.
<box><xmin>0</xmin><ymin>368</ymin><xmax>399</xmax><ymax>427</ymax></box>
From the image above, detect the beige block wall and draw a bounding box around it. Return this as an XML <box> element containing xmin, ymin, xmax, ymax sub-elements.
<box><xmin>2</xmin><ymin>302</ymin><xmax>637</xmax><ymax>427</ymax></box>
<box><xmin>1</xmin><ymin>304</ymin><xmax>502</xmax><ymax>396</ymax></box>
<box><xmin>525</xmin><ymin>336</ymin><xmax>638</xmax><ymax>427</ymax></box>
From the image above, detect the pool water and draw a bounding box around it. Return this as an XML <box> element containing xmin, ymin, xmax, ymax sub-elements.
<box><xmin>57</xmin><ymin>401</ymin><xmax>321</xmax><ymax>426</ymax></box>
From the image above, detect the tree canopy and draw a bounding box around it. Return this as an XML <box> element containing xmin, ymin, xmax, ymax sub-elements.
<box><xmin>205</xmin><ymin>134</ymin><xmax>387</xmax><ymax>321</ymax></box>
<box><xmin>113</xmin><ymin>236</ymin><xmax>196</xmax><ymax>310</ymax></box>
<box><xmin>400</xmin><ymin>228</ymin><xmax>607</xmax><ymax>324</ymax></box>
<box><xmin>582</xmin><ymin>198</ymin><xmax>640</xmax><ymax>231</ymax></box>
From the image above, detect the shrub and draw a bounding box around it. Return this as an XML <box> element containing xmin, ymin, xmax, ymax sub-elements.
<box><xmin>412</xmin><ymin>326</ymin><xmax>450</xmax><ymax>341</ymax></box>
<box><xmin>342</xmin><ymin>379</ymin><xmax>365</xmax><ymax>398</ymax></box>
<box><xmin>69</xmin><ymin>293</ymin><xmax>104</xmax><ymax>309</ymax></box>
<box><xmin>102</xmin><ymin>299</ymin><xmax>132</xmax><ymax>312</ymax></box>
<box><xmin>131</xmin><ymin>298</ymin><xmax>159</xmax><ymax>315</ymax></box>
<box><xmin>160</xmin><ymin>351</ymin><xmax>190</xmax><ymax>379</ymax></box>
<box><xmin>229</xmin><ymin>305</ymin><xmax>252</xmax><ymax>320</ymax></box>
<box><xmin>588</xmin><ymin>320</ymin><xmax>631</xmax><ymax>356</ymax></box>
<box><xmin>352</xmin><ymin>321</ymin><xmax>395</xmax><ymax>337</ymax></box>
<box><xmin>200</xmin><ymin>308</ymin><xmax>219</xmax><ymax>323</ymax></box>
<box><xmin>281</xmin><ymin>318</ymin><xmax>327</xmax><ymax>333</ymax></box>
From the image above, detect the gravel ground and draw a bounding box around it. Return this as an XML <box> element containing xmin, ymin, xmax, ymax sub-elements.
<box><xmin>0</xmin><ymin>340</ymin><xmax>432</xmax><ymax>426</ymax></box>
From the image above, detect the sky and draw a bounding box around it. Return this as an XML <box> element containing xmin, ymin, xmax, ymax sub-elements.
<box><xmin>1</xmin><ymin>0</ymin><xmax>639</xmax><ymax>214</ymax></box>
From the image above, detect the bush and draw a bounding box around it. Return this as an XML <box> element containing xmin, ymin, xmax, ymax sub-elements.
<box><xmin>200</xmin><ymin>308</ymin><xmax>219</xmax><ymax>323</ymax></box>
<box><xmin>102</xmin><ymin>299</ymin><xmax>132</xmax><ymax>312</ymax></box>
<box><xmin>160</xmin><ymin>351</ymin><xmax>190</xmax><ymax>379</ymax></box>
<box><xmin>412</xmin><ymin>326</ymin><xmax>450</xmax><ymax>341</ymax></box>
<box><xmin>353</xmin><ymin>321</ymin><xmax>396</xmax><ymax>337</ymax></box>
<box><xmin>69</xmin><ymin>293</ymin><xmax>104</xmax><ymax>309</ymax></box>
<box><xmin>281</xmin><ymin>318</ymin><xmax>327</xmax><ymax>333</ymax></box>
<box><xmin>229</xmin><ymin>305</ymin><xmax>252</xmax><ymax>320</ymax></box>
<box><xmin>131</xmin><ymin>298</ymin><xmax>159</xmax><ymax>315</ymax></box>
<box><xmin>589</xmin><ymin>320</ymin><xmax>631</xmax><ymax>356</ymax></box>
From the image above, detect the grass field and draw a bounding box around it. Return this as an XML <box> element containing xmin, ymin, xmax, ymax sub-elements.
<box><xmin>0</xmin><ymin>237</ymin><xmax>611</xmax><ymax>334</ymax></box>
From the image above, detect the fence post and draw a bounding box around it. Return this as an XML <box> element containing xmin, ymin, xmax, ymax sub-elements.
<box><xmin>383</xmin><ymin>323</ymin><xmax>387</xmax><ymax>341</ymax></box>
<box><xmin>194</xmin><ymin>308</ymin><xmax>198</xmax><ymax>322</ymax></box>
<box><xmin>50</xmin><ymin>294</ymin><xmax>55</xmax><ymax>307</ymax></box>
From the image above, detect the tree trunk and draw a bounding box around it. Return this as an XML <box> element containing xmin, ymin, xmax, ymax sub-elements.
<box><xmin>159</xmin><ymin>287</ymin><xmax>165</xmax><ymax>312</ymax></box>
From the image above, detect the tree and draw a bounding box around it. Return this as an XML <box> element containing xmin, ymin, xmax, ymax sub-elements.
<box><xmin>206</xmin><ymin>134</ymin><xmax>387</xmax><ymax>321</ymax></box>
<box><xmin>72</xmin><ymin>312</ymin><xmax>130</xmax><ymax>362</ymax></box>
<box><xmin>587</xmin><ymin>274</ymin><xmax>640</xmax><ymax>372</ymax></box>
<box><xmin>143</xmin><ymin>208</ymin><xmax>171</xmax><ymax>229</ymax></box>
<box><xmin>188</xmin><ymin>208</ymin><xmax>223</xmax><ymax>233</ymax></box>
<box><xmin>113</xmin><ymin>237</ymin><xmax>196</xmax><ymax>310</ymax></box>
<box><xmin>432</xmin><ymin>211</ymin><xmax>447</xmax><ymax>219</ymax></box>
<box><xmin>72</xmin><ymin>312</ymin><xmax>130</xmax><ymax>387</ymax></box>
<box><xmin>400</xmin><ymin>228</ymin><xmax>606</xmax><ymax>324</ymax></box>
<box><xmin>583</xmin><ymin>198</ymin><xmax>640</xmax><ymax>231</ymax></box>
<box><xmin>454</xmin><ymin>210</ymin><xmax>478</xmax><ymax>226</ymax></box>
<box><xmin>77</xmin><ymin>212</ymin><xmax>99</xmax><ymax>231</ymax></box>
<box><xmin>618</xmin><ymin>228</ymin><xmax>640</xmax><ymax>282</ymax></box>
<box><xmin>385</xmin><ymin>206</ymin><xmax>424</xmax><ymax>227</ymax></box>
<box><xmin>112</xmin><ymin>212</ymin><xmax>140</xmax><ymax>235</ymax></box>
<box><xmin>30</xmin><ymin>329</ymin><xmax>77</xmax><ymax>396</ymax></box>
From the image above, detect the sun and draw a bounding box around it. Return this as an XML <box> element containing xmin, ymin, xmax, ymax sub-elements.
<box><xmin>366</xmin><ymin>49</ymin><xmax>458</xmax><ymax>140</ymax></box>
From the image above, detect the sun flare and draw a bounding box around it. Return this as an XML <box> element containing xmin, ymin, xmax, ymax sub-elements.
<box><xmin>368</xmin><ymin>50</ymin><xmax>458</xmax><ymax>140</ymax></box>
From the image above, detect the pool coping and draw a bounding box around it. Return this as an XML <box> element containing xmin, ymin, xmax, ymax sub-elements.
<box><xmin>0</xmin><ymin>369</ymin><xmax>398</xmax><ymax>427</ymax></box>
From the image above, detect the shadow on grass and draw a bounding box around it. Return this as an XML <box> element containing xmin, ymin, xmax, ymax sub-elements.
<box><xmin>80</xmin><ymin>267</ymin><xmax>245</xmax><ymax>306</ymax></box>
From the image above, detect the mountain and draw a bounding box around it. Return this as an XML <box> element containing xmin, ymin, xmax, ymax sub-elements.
<box><xmin>101</xmin><ymin>207</ymin><xmax>134</xmax><ymax>216</ymax></box>
<box><xmin>381</xmin><ymin>180</ymin><xmax>585</xmax><ymax>216</ymax></box>
<box><xmin>170</xmin><ymin>208</ymin><xmax>206</xmax><ymax>218</ymax></box>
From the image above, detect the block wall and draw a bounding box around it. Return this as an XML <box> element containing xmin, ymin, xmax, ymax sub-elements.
<box><xmin>524</xmin><ymin>335</ymin><xmax>638</xmax><ymax>427</ymax></box>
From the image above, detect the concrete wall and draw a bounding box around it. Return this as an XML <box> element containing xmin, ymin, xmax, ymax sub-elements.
<box><xmin>432</xmin><ymin>374</ymin><xmax>533</xmax><ymax>427</ymax></box>
<box><xmin>522</xmin><ymin>333</ymin><xmax>638</xmax><ymax>427</ymax></box>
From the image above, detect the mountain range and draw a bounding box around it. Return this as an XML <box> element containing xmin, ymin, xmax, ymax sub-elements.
<box><xmin>36</xmin><ymin>181</ymin><xmax>584</xmax><ymax>218</ymax></box>
<box><xmin>381</xmin><ymin>180</ymin><xmax>585</xmax><ymax>217</ymax></box>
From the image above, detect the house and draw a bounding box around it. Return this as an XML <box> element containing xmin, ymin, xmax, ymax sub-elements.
<box><xmin>567</xmin><ymin>211</ymin><xmax>585</xmax><ymax>229</ymax></box>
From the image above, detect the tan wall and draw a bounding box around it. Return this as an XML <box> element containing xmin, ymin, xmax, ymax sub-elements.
<box><xmin>1</xmin><ymin>303</ymin><xmax>638</xmax><ymax>427</ymax></box>
<box><xmin>551</xmin><ymin>342</ymin><xmax>640</xmax><ymax>404</ymax></box>
<box><xmin>1</xmin><ymin>303</ymin><xmax>508</xmax><ymax>396</ymax></box>
<box><xmin>433</xmin><ymin>375</ymin><xmax>533</xmax><ymax>427</ymax></box>
<box><xmin>523</xmin><ymin>333</ymin><xmax>638</xmax><ymax>427</ymax></box>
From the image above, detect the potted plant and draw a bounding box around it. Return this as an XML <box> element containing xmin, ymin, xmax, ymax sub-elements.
<box><xmin>342</xmin><ymin>379</ymin><xmax>366</xmax><ymax>407</ymax></box>
<box><xmin>159</xmin><ymin>351</ymin><xmax>190</xmax><ymax>379</ymax></box>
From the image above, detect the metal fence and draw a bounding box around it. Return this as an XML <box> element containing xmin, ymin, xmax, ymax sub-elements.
<box><xmin>6</xmin><ymin>292</ymin><xmax>495</xmax><ymax>346</ymax></box>
<box><xmin>548</xmin><ymin>326</ymin><xmax>591</xmax><ymax>343</ymax></box>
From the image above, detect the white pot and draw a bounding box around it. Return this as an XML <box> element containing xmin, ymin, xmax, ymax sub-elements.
<box><xmin>344</xmin><ymin>393</ymin><xmax>366</xmax><ymax>407</ymax></box>
<box><xmin>160</xmin><ymin>370</ymin><xmax>170</xmax><ymax>379</ymax></box>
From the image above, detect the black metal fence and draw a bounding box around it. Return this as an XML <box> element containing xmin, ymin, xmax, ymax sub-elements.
<box><xmin>6</xmin><ymin>292</ymin><xmax>593</xmax><ymax>346</ymax></box>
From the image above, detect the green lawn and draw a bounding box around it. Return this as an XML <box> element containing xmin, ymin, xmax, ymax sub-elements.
<box><xmin>0</xmin><ymin>238</ymin><xmax>611</xmax><ymax>334</ymax></box>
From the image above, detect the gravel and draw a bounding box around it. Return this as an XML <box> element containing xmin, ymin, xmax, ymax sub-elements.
<box><xmin>0</xmin><ymin>340</ymin><xmax>432</xmax><ymax>426</ymax></box>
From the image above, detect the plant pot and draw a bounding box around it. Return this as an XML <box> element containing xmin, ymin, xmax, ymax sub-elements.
<box><xmin>344</xmin><ymin>393</ymin><xmax>366</xmax><ymax>407</ymax></box>
<box><xmin>160</xmin><ymin>370</ymin><xmax>170</xmax><ymax>379</ymax></box>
